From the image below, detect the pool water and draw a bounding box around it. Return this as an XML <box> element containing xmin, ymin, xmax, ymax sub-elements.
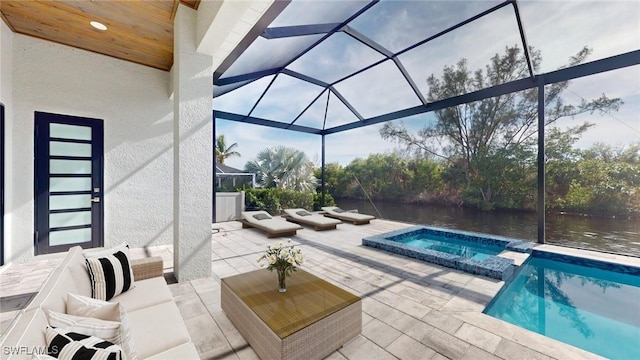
<box><xmin>363</xmin><ymin>226</ymin><xmax>532</xmax><ymax>280</ymax></box>
<box><xmin>485</xmin><ymin>255</ymin><xmax>640</xmax><ymax>359</ymax></box>
<box><xmin>398</xmin><ymin>234</ymin><xmax>503</xmax><ymax>261</ymax></box>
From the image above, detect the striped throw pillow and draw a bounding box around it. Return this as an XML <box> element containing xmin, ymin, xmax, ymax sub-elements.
<box><xmin>45</xmin><ymin>326</ymin><xmax>123</xmax><ymax>360</ymax></box>
<box><xmin>85</xmin><ymin>246</ymin><xmax>135</xmax><ymax>301</ymax></box>
<box><xmin>47</xmin><ymin>310</ymin><xmax>120</xmax><ymax>344</ymax></box>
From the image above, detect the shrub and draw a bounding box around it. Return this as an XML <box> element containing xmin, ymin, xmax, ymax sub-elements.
<box><xmin>244</xmin><ymin>188</ymin><xmax>314</xmax><ymax>214</ymax></box>
<box><xmin>313</xmin><ymin>192</ymin><xmax>335</xmax><ymax>211</ymax></box>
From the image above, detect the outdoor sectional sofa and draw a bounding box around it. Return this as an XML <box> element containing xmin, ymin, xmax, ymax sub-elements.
<box><xmin>0</xmin><ymin>246</ymin><xmax>198</xmax><ymax>359</ymax></box>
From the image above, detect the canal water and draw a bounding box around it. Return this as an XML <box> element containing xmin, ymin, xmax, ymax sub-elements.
<box><xmin>336</xmin><ymin>199</ymin><xmax>640</xmax><ymax>257</ymax></box>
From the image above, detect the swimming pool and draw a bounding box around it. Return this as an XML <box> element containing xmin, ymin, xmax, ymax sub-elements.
<box><xmin>362</xmin><ymin>226</ymin><xmax>533</xmax><ymax>280</ymax></box>
<box><xmin>484</xmin><ymin>250</ymin><xmax>640</xmax><ymax>359</ymax></box>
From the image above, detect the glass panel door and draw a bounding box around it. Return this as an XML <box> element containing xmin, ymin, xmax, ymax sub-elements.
<box><xmin>35</xmin><ymin>112</ymin><xmax>103</xmax><ymax>255</ymax></box>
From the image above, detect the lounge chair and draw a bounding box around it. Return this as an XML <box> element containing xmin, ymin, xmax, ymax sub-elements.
<box><xmin>282</xmin><ymin>208</ymin><xmax>342</xmax><ymax>231</ymax></box>
<box><xmin>240</xmin><ymin>210</ymin><xmax>303</xmax><ymax>238</ymax></box>
<box><xmin>321</xmin><ymin>206</ymin><xmax>375</xmax><ymax>225</ymax></box>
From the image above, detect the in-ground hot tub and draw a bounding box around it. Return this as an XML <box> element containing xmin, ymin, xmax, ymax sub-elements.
<box><xmin>362</xmin><ymin>226</ymin><xmax>534</xmax><ymax>280</ymax></box>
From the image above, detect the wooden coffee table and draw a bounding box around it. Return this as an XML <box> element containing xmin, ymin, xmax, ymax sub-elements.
<box><xmin>221</xmin><ymin>269</ymin><xmax>362</xmax><ymax>360</ymax></box>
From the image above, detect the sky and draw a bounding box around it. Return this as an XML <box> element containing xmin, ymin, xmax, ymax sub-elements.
<box><xmin>214</xmin><ymin>0</ymin><xmax>640</xmax><ymax>170</ymax></box>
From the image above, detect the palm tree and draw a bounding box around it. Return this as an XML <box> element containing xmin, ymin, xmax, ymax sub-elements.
<box><xmin>215</xmin><ymin>135</ymin><xmax>240</xmax><ymax>164</ymax></box>
<box><xmin>245</xmin><ymin>146</ymin><xmax>317</xmax><ymax>192</ymax></box>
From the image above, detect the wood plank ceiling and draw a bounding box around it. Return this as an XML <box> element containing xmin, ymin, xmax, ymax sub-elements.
<box><xmin>0</xmin><ymin>0</ymin><xmax>201</xmax><ymax>71</ymax></box>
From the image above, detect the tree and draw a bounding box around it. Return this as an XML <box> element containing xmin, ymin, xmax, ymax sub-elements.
<box><xmin>244</xmin><ymin>146</ymin><xmax>317</xmax><ymax>192</ymax></box>
<box><xmin>215</xmin><ymin>135</ymin><xmax>240</xmax><ymax>164</ymax></box>
<box><xmin>314</xmin><ymin>162</ymin><xmax>348</xmax><ymax>197</ymax></box>
<box><xmin>545</xmin><ymin>123</ymin><xmax>593</xmax><ymax>205</ymax></box>
<box><xmin>380</xmin><ymin>45</ymin><xmax>622</xmax><ymax>210</ymax></box>
<box><xmin>560</xmin><ymin>141</ymin><xmax>640</xmax><ymax>216</ymax></box>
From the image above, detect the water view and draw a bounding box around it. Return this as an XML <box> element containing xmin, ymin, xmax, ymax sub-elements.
<box><xmin>336</xmin><ymin>199</ymin><xmax>640</xmax><ymax>257</ymax></box>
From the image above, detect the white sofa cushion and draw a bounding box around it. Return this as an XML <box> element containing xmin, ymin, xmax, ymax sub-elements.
<box><xmin>67</xmin><ymin>294</ymin><xmax>137</xmax><ymax>360</ymax></box>
<box><xmin>25</xmin><ymin>247</ymin><xmax>90</xmax><ymax>313</ymax></box>
<box><xmin>109</xmin><ymin>277</ymin><xmax>173</xmax><ymax>312</ymax></box>
<box><xmin>127</xmin><ymin>302</ymin><xmax>191</xmax><ymax>359</ymax></box>
<box><xmin>146</xmin><ymin>343</ymin><xmax>200</xmax><ymax>359</ymax></box>
<box><xmin>0</xmin><ymin>308</ymin><xmax>48</xmax><ymax>359</ymax></box>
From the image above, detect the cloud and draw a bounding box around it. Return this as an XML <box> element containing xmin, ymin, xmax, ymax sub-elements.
<box><xmin>519</xmin><ymin>1</ymin><xmax>640</xmax><ymax>73</ymax></box>
<box><xmin>215</xmin><ymin>0</ymin><xmax>639</xmax><ymax>168</ymax></box>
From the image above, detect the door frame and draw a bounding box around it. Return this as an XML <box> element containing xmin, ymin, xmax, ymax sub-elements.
<box><xmin>34</xmin><ymin>112</ymin><xmax>104</xmax><ymax>255</ymax></box>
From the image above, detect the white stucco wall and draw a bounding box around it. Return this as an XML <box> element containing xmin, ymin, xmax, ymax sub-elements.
<box><xmin>173</xmin><ymin>5</ymin><xmax>213</xmax><ymax>281</ymax></box>
<box><xmin>6</xmin><ymin>33</ymin><xmax>174</xmax><ymax>263</ymax></box>
<box><xmin>1</xmin><ymin>19</ymin><xmax>14</xmax><ymax>262</ymax></box>
<box><xmin>1</xmin><ymin>20</ymin><xmax>13</xmax><ymax>102</ymax></box>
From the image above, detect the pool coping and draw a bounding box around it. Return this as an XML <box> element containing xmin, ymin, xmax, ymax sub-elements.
<box><xmin>534</xmin><ymin>244</ymin><xmax>640</xmax><ymax>269</ymax></box>
<box><xmin>362</xmin><ymin>225</ymin><xmax>535</xmax><ymax>281</ymax></box>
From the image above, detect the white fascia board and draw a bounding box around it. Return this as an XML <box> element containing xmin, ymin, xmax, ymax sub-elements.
<box><xmin>195</xmin><ymin>0</ymin><xmax>275</xmax><ymax>71</ymax></box>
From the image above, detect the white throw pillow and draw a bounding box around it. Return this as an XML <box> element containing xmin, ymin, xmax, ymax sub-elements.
<box><xmin>84</xmin><ymin>243</ymin><xmax>135</xmax><ymax>301</ymax></box>
<box><xmin>66</xmin><ymin>293</ymin><xmax>137</xmax><ymax>360</ymax></box>
<box><xmin>45</xmin><ymin>326</ymin><xmax>123</xmax><ymax>359</ymax></box>
<box><xmin>47</xmin><ymin>310</ymin><xmax>120</xmax><ymax>344</ymax></box>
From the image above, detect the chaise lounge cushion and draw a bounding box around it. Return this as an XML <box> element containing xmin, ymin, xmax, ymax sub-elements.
<box><xmin>322</xmin><ymin>207</ymin><xmax>375</xmax><ymax>223</ymax></box>
<box><xmin>284</xmin><ymin>208</ymin><xmax>342</xmax><ymax>228</ymax></box>
<box><xmin>241</xmin><ymin>211</ymin><xmax>303</xmax><ymax>233</ymax></box>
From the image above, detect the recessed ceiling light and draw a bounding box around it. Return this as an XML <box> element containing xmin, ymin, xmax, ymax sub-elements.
<box><xmin>90</xmin><ymin>21</ymin><xmax>107</xmax><ymax>31</ymax></box>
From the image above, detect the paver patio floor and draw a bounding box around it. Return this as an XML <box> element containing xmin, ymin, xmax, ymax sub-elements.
<box><xmin>1</xmin><ymin>218</ymin><xmax>623</xmax><ymax>359</ymax></box>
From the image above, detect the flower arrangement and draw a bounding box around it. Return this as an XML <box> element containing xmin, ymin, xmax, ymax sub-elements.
<box><xmin>257</xmin><ymin>240</ymin><xmax>304</xmax><ymax>292</ymax></box>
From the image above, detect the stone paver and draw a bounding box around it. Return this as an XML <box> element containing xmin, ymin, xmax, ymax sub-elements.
<box><xmin>362</xmin><ymin>318</ymin><xmax>402</xmax><ymax>348</ymax></box>
<box><xmin>386</xmin><ymin>334</ymin><xmax>437</xmax><ymax>360</ymax></box>
<box><xmin>454</xmin><ymin>323</ymin><xmax>502</xmax><ymax>354</ymax></box>
<box><xmin>461</xmin><ymin>345</ymin><xmax>502</xmax><ymax>360</ymax></box>
<box><xmin>339</xmin><ymin>335</ymin><xmax>397</xmax><ymax>360</ymax></box>
<box><xmin>419</xmin><ymin>328</ymin><xmax>470</xmax><ymax>360</ymax></box>
<box><xmin>422</xmin><ymin>310</ymin><xmax>464</xmax><ymax>335</ymax></box>
<box><xmin>494</xmin><ymin>339</ymin><xmax>553</xmax><ymax>360</ymax></box>
<box><xmin>0</xmin><ymin>219</ymin><xmax>617</xmax><ymax>359</ymax></box>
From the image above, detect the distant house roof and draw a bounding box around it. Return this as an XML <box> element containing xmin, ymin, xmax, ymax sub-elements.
<box><xmin>215</xmin><ymin>164</ymin><xmax>245</xmax><ymax>174</ymax></box>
